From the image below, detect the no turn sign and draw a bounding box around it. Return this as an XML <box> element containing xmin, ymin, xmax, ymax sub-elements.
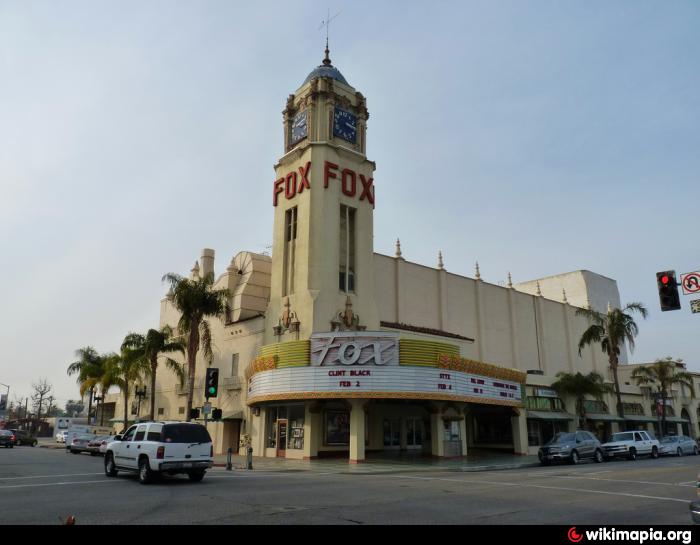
<box><xmin>681</xmin><ymin>272</ymin><xmax>700</xmax><ymax>295</ymax></box>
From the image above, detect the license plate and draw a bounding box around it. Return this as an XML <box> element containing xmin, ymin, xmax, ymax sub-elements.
<box><xmin>182</xmin><ymin>463</ymin><xmax>192</xmax><ymax>468</ymax></box>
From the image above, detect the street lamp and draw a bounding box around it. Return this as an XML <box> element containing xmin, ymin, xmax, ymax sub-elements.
<box><xmin>93</xmin><ymin>394</ymin><xmax>103</xmax><ymax>427</ymax></box>
<box><xmin>134</xmin><ymin>386</ymin><xmax>147</xmax><ymax>421</ymax></box>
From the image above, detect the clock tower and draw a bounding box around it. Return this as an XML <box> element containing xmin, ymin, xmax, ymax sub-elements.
<box><xmin>265</xmin><ymin>47</ymin><xmax>379</xmax><ymax>343</ymax></box>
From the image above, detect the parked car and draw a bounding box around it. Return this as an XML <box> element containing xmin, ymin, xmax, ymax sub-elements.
<box><xmin>10</xmin><ymin>429</ymin><xmax>37</xmax><ymax>447</ymax></box>
<box><xmin>69</xmin><ymin>434</ymin><xmax>96</xmax><ymax>454</ymax></box>
<box><xmin>538</xmin><ymin>431</ymin><xmax>605</xmax><ymax>465</ymax></box>
<box><xmin>0</xmin><ymin>430</ymin><xmax>15</xmax><ymax>448</ymax></box>
<box><xmin>659</xmin><ymin>435</ymin><xmax>699</xmax><ymax>457</ymax></box>
<box><xmin>87</xmin><ymin>435</ymin><xmax>113</xmax><ymax>456</ymax></box>
<box><xmin>104</xmin><ymin>421</ymin><xmax>213</xmax><ymax>484</ymax></box>
<box><xmin>602</xmin><ymin>431</ymin><xmax>660</xmax><ymax>460</ymax></box>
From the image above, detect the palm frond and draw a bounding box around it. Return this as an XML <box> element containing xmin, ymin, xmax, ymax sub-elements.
<box><xmin>578</xmin><ymin>325</ymin><xmax>604</xmax><ymax>355</ymax></box>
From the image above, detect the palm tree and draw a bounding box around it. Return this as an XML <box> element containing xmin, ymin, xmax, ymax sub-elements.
<box><xmin>631</xmin><ymin>357</ymin><xmax>695</xmax><ymax>438</ymax></box>
<box><xmin>576</xmin><ymin>302</ymin><xmax>648</xmax><ymax>420</ymax></box>
<box><xmin>103</xmin><ymin>347</ymin><xmax>150</xmax><ymax>433</ymax></box>
<box><xmin>162</xmin><ymin>271</ymin><xmax>229</xmax><ymax>422</ymax></box>
<box><xmin>67</xmin><ymin>347</ymin><xmax>105</xmax><ymax>424</ymax></box>
<box><xmin>550</xmin><ymin>372</ymin><xmax>612</xmax><ymax>429</ymax></box>
<box><xmin>121</xmin><ymin>326</ymin><xmax>186</xmax><ymax>421</ymax></box>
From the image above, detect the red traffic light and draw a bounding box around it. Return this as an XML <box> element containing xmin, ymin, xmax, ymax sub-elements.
<box><xmin>661</xmin><ymin>275</ymin><xmax>670</xmax><ymax>285</ymax></box>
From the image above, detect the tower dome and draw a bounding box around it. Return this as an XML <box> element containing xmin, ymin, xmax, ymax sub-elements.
<box><xmin>302</xmin><ymin>45</ymin><xmax>349</xmax><ymax>87</ymax></box>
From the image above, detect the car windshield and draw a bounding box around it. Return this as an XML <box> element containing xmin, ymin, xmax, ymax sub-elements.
<box><xmin>162</xmin><ymin>424</ymin><xmax>211</xmax><ymax>444</ymax></box>
<box><xmin>610</xmin><ymin>432</ymin><xmax>634</xmax><ymax>442</ymax></box>
<box><xmin>546</xmin><ymin>433</ymin><xmax>576</xmax><ymax>445</ymax></box>
<box><xmin>0</xmin><ymin>430</ymin><xmax>11</xmax><ymax>436</ymax></box>
<box><xmin>661</xmin><ymin>436</ymin><xmax>679</xmax><ymax>443</ymax></box>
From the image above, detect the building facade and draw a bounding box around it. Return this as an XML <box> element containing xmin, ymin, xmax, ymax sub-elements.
<box><xmin>107</xmin><ymin>51</ymin><xmax>697</xmax><ymax>461</ymax></box>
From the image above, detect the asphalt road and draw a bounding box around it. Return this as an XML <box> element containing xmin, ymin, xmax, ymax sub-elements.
<box><xmin>1</xmin><ymin>445</ymin><xmax>697</xmax><ymax>525</ymax></box>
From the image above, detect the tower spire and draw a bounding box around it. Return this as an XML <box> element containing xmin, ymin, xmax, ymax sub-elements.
<box><xmin>323</xmin><ymin>36</ymin><xmax>331</xmax><ymax>66</ymax></box>
<box><xmin>319</xmin><ymin>10</ymin><xmax>340</xmax><ymax>67</ymax></box>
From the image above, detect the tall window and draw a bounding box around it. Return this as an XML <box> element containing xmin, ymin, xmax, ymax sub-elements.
<box><xmin>283</xmin><ymin>207</ymin><xmax>297</xmax><ymax>295</ymax></box>
<box><xmin>339</xmin><ymin>205</ymin><xmax>356</xmax><ymax>293</ymax></box>
<box><xmin>231</xmin><ymin>353</ymin><xmax>239</xmax><ymax>377</ymax></box>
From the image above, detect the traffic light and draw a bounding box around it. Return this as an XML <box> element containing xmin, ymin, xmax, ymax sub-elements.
<box><xmin>205</xmin><ymin>367</ymin><xmax>219</xmax><ymax>399</ymax></box>
<box><xmin>189</xmin><ymin>408</ymin><xmax>200</xmax><ymax>420</ymax></box>
<box><xmin>212</xmin><ymin>408</ymin><xmax>222</xmax><ymax>421</ymax></box>
<box><xmin>656</xmin><ymin>271</ymin><xmax>681</xmax><ymax>311</ymax></box>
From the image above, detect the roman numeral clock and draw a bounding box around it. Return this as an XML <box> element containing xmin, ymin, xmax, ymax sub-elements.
<box><xmin>333</xmin><ymin>107</ymin><xmax>356</xmax><ymax>143</ymax></box>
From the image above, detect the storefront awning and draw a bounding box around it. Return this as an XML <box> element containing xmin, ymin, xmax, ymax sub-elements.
<box><xmin>586</xmin><ymin>413</ymin><xmax>624</xmax><ymax>422</ymax></box>
<box><xmin>222</xmin><ymin>411</ymin><xmax>244</xmax><ymax>421</ymax></box>
<box><xmin>624</xmin><ymin>415</ymin><xmax>658</xmax><ymax>423</ymax></box>
<box><xmin>527</xmin><ymin>411</ymin><xmax>575</xmax><ymax>421</ymax></box>
<box><xmin>659</xmin><ymin>416</ymin><xmax>690</xmax><ymax>424</ymax></box>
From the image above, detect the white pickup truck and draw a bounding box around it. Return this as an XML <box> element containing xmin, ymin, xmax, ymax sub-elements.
<box><xmin>601</xmin><ymin>430</ymin><xmax>660</xmax><ymax>461</ymax></box>
<box><xmin>104</xmin><ymin>421</ymin><xmax>213</xmax><ymax>484</ymax></box>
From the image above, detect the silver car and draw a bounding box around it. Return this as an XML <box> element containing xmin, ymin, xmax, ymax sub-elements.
<box><xmin>659</xmin><ymin>435</ymin><xmax>698</xmax><ymax>457</ymax></box>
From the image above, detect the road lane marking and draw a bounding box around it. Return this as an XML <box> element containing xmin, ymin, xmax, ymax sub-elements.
<box><xmin>383</xmin><ymin>474</ymin><xmax>692</xmax><ymax>504</ymax></box>
<box><xmin>0</xmin><ymin>479</ymin><xmax>120</xmax><ymax>490</ymax></box>
<box><xmin>0</xmin><ymin>473</ymin><xmax>103</xmax><ymax>481</ymax></box>
<box><xmin>540</xmin><ymin>475</ymin><xmax>694</xmax><ymax>487</ymax></box>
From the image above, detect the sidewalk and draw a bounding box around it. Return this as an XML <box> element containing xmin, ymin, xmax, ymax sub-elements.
<box><xmin>212</xmin><ymin>451</ymin><xmax>541</xmax><ymax>474</ymax></box>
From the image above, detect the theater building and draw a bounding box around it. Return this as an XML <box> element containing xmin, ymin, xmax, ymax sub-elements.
<box><xmin>107</xmin><ymin>49</ymin><xmax>699</xmax><ymax>462</ymax></box>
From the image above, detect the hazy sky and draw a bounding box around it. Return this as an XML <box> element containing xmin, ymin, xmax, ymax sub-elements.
<box><xmin>1</xmin><ymin>1</ymin><xmax>698</xmax><ymax>408</ymax></box>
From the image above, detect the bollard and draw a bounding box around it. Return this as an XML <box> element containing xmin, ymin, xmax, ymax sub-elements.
<box><xmin>226</xmin><ymin>447</ymin><xmax>232</xmax><ymax>471</ymax></box>
<box><xmin>246</xmin><ymin>446</ymin><xmax>253</xmax><ymax>470</ymax></box>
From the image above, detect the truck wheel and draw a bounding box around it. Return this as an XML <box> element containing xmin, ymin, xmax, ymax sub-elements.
<box><xmin>138</xmin><ymin>458</ymin><xmax>154</xmax><ymax>484</ymax></box>
<box><xmin>188</xmin><ymin>470</ymin><xmax>205</xmax><ymax>482</ymax></box>
<box><xmin>628</xmin><ymin>449</ymin><xmax>637</xmax><ymax>461</ymax></box>
<box><xmin>104</xmin><ymin>453</ymin><xmax>118</xmax><ymax>477</ymax></box>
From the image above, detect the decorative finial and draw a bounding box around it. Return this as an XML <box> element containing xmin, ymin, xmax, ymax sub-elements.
<box><xmin>437</xmin><ymin>251</ymin><xmax>444</xmax><ymax>270</ymax></box>
<box><xmin>507</xmin><ymin>272</ymin><xmax>513</xmax><ymax>289</ymax></box>
<box><xmin>562</xmin><ymin>288</ymin><xmax>568</xmax><ymax>304</ymax></box>
<box><xmin>319</xmin><ymin>10</ymin><xmax>340</xmax><ymax>67</ymax></box>
<box><xmin>475</xmin><ymin>261</ymin><xmax>481</xmax><ymax>280</ymax></box>
<box><xmin>191</xmin><ymin>260</ymin><xmax>200</xmax><ymax>279</ymax></box>
<box><xmin>323</xmin><ymin>37</ymin><xmax>331</xmax><ymax>66</ymax></box>
<box><xmin>395</xmin><ymin>238</ymin><xmax>402</xmax><ymax>258</ymax></box>
<box><xmin>535</xmin><ymin>281</ymin><xmax>542</xmax><ymax>296</ymax></box>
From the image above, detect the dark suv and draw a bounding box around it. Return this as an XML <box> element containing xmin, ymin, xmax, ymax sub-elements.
<box><xmin>10</xmin><ymin>429</ymin><xmax>37</xmax><ymax>447</ymax></box>
<box><xmin>0</xmin><ymin>430</ymin><xmax>15</xmax><ymax>448</ymax></box>
<box><xmin>538</xmin><ymin>430</ymin><xmax>605</xmax><ymax>465</ymax></box>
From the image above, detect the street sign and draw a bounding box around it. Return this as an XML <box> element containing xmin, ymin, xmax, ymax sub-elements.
<box><xmin>681</xmin><ymin>271</ymin><xmax>700</xmax><ymax>295</ymax></box>
<box><xmin>691</xmin><ymin>299</ymin><xmax>700</xmax><ymax>314</ymax></box>
<box><xmin>203</xmin><ymin>402</ymin><xmax>212</xmax><ymax>415</ymax></box>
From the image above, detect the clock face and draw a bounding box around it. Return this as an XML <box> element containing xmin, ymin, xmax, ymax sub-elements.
<box><xmin>291</xmin><ymin>110</ymin><xmax>308</xmax><ymax>145</ymax></box>
<box><xmin>333</xmin><ymin>108</ymin><xmax>357</xmax><ymax>144</ymax></box>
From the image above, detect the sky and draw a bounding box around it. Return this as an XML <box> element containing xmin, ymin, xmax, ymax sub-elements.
<box><xmin>1</xmin><ymin>1</ymin><xmax>698</xmax><ymax>408</ymax></box>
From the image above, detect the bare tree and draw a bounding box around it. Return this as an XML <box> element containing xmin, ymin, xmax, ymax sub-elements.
<box><xmin>31</xmin><ymin>379</ymin><xmax>53</xmax><ymax>434</ymax></box>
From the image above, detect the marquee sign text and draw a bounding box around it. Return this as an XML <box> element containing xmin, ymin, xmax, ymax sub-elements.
<box><xmin>273</xmin><ymin>161</ymin><xmax>375</xmax><ymax>208</ymax></box>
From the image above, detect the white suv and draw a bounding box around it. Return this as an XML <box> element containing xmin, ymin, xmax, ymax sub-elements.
<box><xmin>104</xmin><ymin>421</ymin><xmax>214</xmax><ymax>484</ymax></box>
<box><xmin>602</xmin><ymin>430</ymin><xmax>660</xmax><ymax>461</ymax></box>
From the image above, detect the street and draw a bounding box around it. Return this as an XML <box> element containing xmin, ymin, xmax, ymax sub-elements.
<box><xmin>0</xmin><ymin>446</ymin><xmax>697</xmax><ymax>524</ymax></box>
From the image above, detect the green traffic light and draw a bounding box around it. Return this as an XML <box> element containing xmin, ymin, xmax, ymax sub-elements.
<box><xmin>208</xmin><ymin>387</ymin><xmax>216</xmax><ymax>394</ymax></box>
